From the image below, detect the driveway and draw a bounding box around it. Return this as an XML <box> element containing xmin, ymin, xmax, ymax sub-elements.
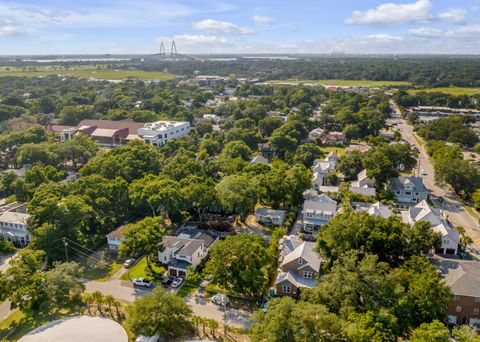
<box><xmin>390</xmin><ymin>101</ymin><xmax>480</xmax><ymax>245</ymax></box>
<box><xmin>185</xmin><ymin>294</ymin><xmax>252</xmax><ymax>329</ymax></box>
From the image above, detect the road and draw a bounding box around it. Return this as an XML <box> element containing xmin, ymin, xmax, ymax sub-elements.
<box><xmin>85</xmin><ymin>277</ymin><xmax>252</xmax><ymax>328</ymax></box>
<box><xmin>390</xmin><ymin>100</ymin><xmax>480</xmax><ymax>246</ymax></box>
<box><xmin>0</xmin><ymin>253</ymin><xmax>16</xmax><ymax>322</ymax></box>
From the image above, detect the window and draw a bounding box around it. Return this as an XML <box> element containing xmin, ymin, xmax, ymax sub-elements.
<box><xmin>405</xmin><ymin>191</ymin><xmax>412</xmax><ymax>196</ymax></box>
<box><xmin>415</xmin><ymin>192</ymin><xmax>419</xmax><ymax>196</ymax></box>
<box><xmin>298</xmin><ymin>258</ymin><xmax>303</xmax><ymax>265</ymax></box>
<box><xmin>474</xmin><ymin>308</ymin><xmax>480</xmax><ymax>315</ymax></box>
<box><xmin>454</xmin><ymin>295</ymin><xmax>460</xmax><ymax>300</ymax></box>
<box><xmin>282</xmin><ymin>285</ymin><xmax>291</xmax><ymax>293</ymax></box>
<box><xmin>303</xmin><ymin>271</ymin><xmax>313</xmax><ymax>279</ymax></box>
<box><xmin>456</xmin><ymin>306</ymin><xmax>462</xmax><ymax>312</ymax></box>
<box><xmin>475</xmin><ymin>297</ymin><xmax>480</xmax><ymax>303</ymax></box>
<box><xmin>396</xmin><ymin>191</ymin><xmax>401</xmax><ymax>195</ymax></box>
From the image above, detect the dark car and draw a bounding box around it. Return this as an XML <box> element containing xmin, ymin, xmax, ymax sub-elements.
<box><xmin>161</xmin><ymin>276</ymin><xmax>174</xmax><ymax>287</ymax></box>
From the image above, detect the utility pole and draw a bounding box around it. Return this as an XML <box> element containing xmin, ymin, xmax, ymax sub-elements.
<box><xmin>63</xmin><ymin>237</ymin><xmax>69</xmax><ymax>262</ymax></box>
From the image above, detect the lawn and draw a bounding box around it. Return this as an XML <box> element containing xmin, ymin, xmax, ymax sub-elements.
<box><xmin>120</xmin><ymin>257</ymin><xmax>165</xmax><ymax>281</ymax></box>
<box><xmin>81</xmin><ymin>261</ymin><xmax>123</xmax><ymax>282</ymax></box>
<box><xmin>0</xmin><ymin>309</ymin><xmax>80</xmax><ymax>341</ymax></box>
<box><xmin>267</xmin><ymin>79</ymin><xmax>410</xmax><ymax>87</ymax></box>
<box><xmin>0</xmin><ymin>67</ymin><xmax>175</xmax><ymax>81</ymax></box>
<box><xmin>408</xmin><ymin>87</ymin><xmax>480</xmax><ymax>96</ymax></box>
<box><xmin>322</xmin><ymin>146</ymin><xmax>346</xmax><ymax>156</ymax></box>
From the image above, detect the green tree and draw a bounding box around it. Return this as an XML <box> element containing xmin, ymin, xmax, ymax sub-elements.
<box><xmin>205</xmin><ymin>234</ymin><xmax>269</xmax><ymax>297</ymax></box>
<box><xmin>220</xmin><ymin>140</ymin><xmax>252</xmax><ymax>161</ymax></box>
<box><xmin>216</xmin><ymin>174</ymin><xmax>258</xmax><ymax>217</ymax></box>
<box><xmin>44</xmin><ymin>262</ymin><xmax>85</xmax><ymax>311</ymax></box>
<box><xmin>126</xmin><ymin>287</ymin><xmax>193</xmax><ymax>340</ymax></box>
<box><xmin>293</xmin><ymin>143</ymin><xmax>325</xmax><ymax>167</ymax></box>
<box><xmin>410</xmin><ymin>320</ymin><xmax>450</xmax><ymax>342</ymax></box>
<box><xmin>119</xmin><ymin>216</ymin><xmax>167</xmax><ymax>270</ymax></box>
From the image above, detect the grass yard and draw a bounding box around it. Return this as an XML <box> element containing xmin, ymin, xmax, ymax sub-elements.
<box><xmin>408</xmin><ymin>87</ymin><xmax>480</xmax><ymax>96</ymax></box>
<box><xmin>81</xmin><ymin>261</ymin><xmax>123</xmax><ymax>282</ymax></box>
<box><xmin>267</xmin><ymin>79</ymin><xmax>410</xmax><ymax>87</ymax></box>
<box><xmin>322</xmin><ymin>146</ymin><xmax>346</xmax><ymax>156</ymax></box>
<box><xmin>0</xmin><ymin>309</ymin><xmax>81</xmax><ymax>341</ymax></box>
<box><xmin>120</xmin><ymin>257</ymin><xmax>165</xmax><ymax>281</ymax></box>
<box><xmin>0</xmin><ymin>66</ymin><xmax>175</xmax><ymax>81</ymax></box>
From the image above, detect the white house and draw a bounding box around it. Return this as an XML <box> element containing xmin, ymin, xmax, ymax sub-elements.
<box><xmin>312</xmin><ymin>152</ymin><xmax>337</xmax><ymax>190</ymax></box>
<box><xmin>401</xmin><ymin>200</ymin><xmax>459</xmax><ymax>255</ymax></box>
<box><xmin>106</xmin><ymin>225</ymin><xmax>127</xmax><ymax>253</ymax></box>
<box><xmin>0</xmin><ymin>211</ymin><xmax>31</xmax><ymax>246</ymax></box>
<box><xmin>158</xmin><ymin>229</ymin><xmax>216</xmax><ymax>278</ymax></box>
<box><xmin>349</xmin><ymin>169</ymin><xmax>376</xmax><ymax>197</ymax></box>
<box><xmin>357</xmin><ymin>201</ymin><xmax>392</xmax><ymax>218</ymax></box>
<box><xmin>308</xmin><ymin>128</ymin><xmax>325</xmax><ymax>142</ymax></box>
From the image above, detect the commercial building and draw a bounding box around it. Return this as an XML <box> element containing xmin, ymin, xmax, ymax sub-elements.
<box><xmin>53</xmin><ymin>119</ymin><xmax>190</xmax><ymax>147</ymax></box>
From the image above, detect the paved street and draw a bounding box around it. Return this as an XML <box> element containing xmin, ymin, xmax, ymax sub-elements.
<box><xmin>390</xmin><ymin>101</ymin><xmax>480</xmax><ymax>246</ymax></box>
<box><xmin>0</xmin><ymin>253</ymin><xmax>16</xmax><ymax>323</ymax></box>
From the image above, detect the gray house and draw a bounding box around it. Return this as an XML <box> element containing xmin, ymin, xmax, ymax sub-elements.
<box><xmin>302</xmin><ymin>193</ymin><xmax>337</xmax><ymax>232</ymax></box>
<box><xmin>389</xmin><ymin>177</ymin><xmax>427</xmax><ymax>204</ymax></box>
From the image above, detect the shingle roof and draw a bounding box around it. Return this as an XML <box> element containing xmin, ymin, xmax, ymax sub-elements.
<box><xmin>0</xmin><ymin>211</ymin><xmax>29</xmax><ymax>225</ymax></box>
<box><xmin>390</xmin><ymin>176</ymin><xmax>426</xmax><ymax>192</ymax></box>
<box><xmin>280</xmin><ymin>238</ymin><xmax>322</xmax><ymax>272</ymax></box>
<box><xmin>162</xmin><ymin>236</ymin><xmax>204</xmax><ymax>257</ymax></box>
<box><xmin>430</xmin><ymin>256</ymin><xmax>480</xmax><ymax>298</ymax></box>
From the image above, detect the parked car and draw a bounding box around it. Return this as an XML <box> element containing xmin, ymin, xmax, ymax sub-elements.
<box><xmin>161</xmin><ymin>276</ymin><xmax>174</xmax><ymax>287</ymax></box>
<box><xmin>211</xmin><ymin>293</ymin><xmax>229</xmax><ymax>306</ymax></box>
<box><xmin>132</xmin><ymin>278</ymin><xmax>153</xmax><ymax>288</ymax></box>
<box><xmin>420</xmin><ymin>169</ymin><xmax>427</xmax><ymax>176</ymax></box>
<box><xmin>123</xmin><ymin>258</ymin><xmax>136</xmax><ymax>268</ymax></box>
<box><xmin>171</xmin><ymin>277</ymin><xmax>184</xmax><ymax>288</ymax></box>
<box><xmin>199</xmin><ymin>275</ymin><xmax>212</xmax><ymax>289</ymax></box>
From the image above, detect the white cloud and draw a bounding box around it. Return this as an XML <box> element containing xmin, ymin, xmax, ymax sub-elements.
<box><xmin>173</xmin><ymin>34</ymin><xmax>228</xmax><ymax>44</ymax></box>
<box><xmin>0</xmin><ymin>25</ymin><xmax>23</xmax><ymax>37</ymax></box>
<box><xmin>253</xmin><ymin>15</ymin><xmax>275</xmax><ymax>27</ymax></box>
<box><xmin>347</xmin><ymin>0</ymin><xmax>432</xmax><ymax>24</ymax></box>
<box><xmin>192</xmin><ymin>19</ymin><xmax>253</xmax><ymax>34</ymax></box>
<box><xmin>438</xmin><ymin>9</ymin><xmax>466</xmax><ymax>23</ymax></box>
<box><xmin>367</xmin><ymin>34</ymin><xmax>404</xmax><ymax>42</ymax></box>
<box><xmin>410</xmin><ymin>25</ymin><xmax>480</xmax><ymax>38</ymax></box>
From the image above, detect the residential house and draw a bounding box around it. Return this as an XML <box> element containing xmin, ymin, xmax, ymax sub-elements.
<box><xmin>201</xmin><ymin>114</ymin><xmax>221</xmax><ymax>123</ymax></box>
<box><xmin>308</xmin><ymin>128</ymin><xmax>325</xmax><ymax>142</ymax></box>
<box><xmin>401</xmin><ymin>200</ymin><xmax>459</xmax><ymax>255</ymax></box>
<box><xmin>302</xmin><ymin>193</ymin><xmax>337</xmax><ymax>232</ymax></box>
<box><xmin>357</xmin><ymin>201</ymin><xmax>392</xmax><ymax>218</ymax></box>
<box><xmin>250</xmin><ymin>155</ymin><xmax>269</xmax><ymax>165</ymax></box>
<box><xmin>158</xmin><ymin>230</ymin><xmax>216</xmax><ymax>278</ymax></box>
<box><xmin>321</xmin><ymin>132</ymin><xmax>346</xmax><ymax>146</ymax></box>
<box><xmin>430</xmin><ymin>256</ymin><xmax>480</xmax><ymax>326</ymax></box>
<box><xmin>349</xmin><ymin>169</ymin><xmax>376</xmax><ymax>197</ymax></box>
<box><xmin>106</xmin><ymin>225</ymin><xmax>127</xmax><ymax>253</ymax></box>
<box><xmin>275</xmin><ymin>235</ymin><xmax>323</xmax><ymax>297</ymax></box>
<box><xmin>258</xmin><ymin>143</ymin><xmax>278</xmax><ymax>160</ymax></box>
<box><xmin>389</xmin><ymin>177</ymin><xmax>428</xmax><ymax>204</ymax></box>
<box><xmin>255</xmin><ymin>208</ymin><xmax>286</xmax><ymax>226</ymax></box>
<box><xmin>0</xmin><ymin>211</ymin><xmax>31</xmax><ymax>246</ymax></box>
<box><xmin>312</xmin><ymin>151</ymin><xmax>337</xmax><ymax>190</ymax></box>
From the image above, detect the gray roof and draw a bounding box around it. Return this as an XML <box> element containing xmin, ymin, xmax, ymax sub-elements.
<box><xmin>390</xmin><ymin>177</ymin><xmax>426</xmax><ymax>192</ymax></box>
<box><xmin>256</xmin><ymin>208</ymin><xmax>286</xmax><ymax>220</ymax></box>
<box><xmin>177</xmin><ymin>228</ymin><xmax>216</xmax><ymax>247</ymax></box>
<box><xmin>162</xmin><ymin>236</ymin><xmax>204</xmax><ymax>257</ymax></box>
<box><xmin>280</xmin><ymin>236</ymin><xmax>322</xmax><ymax>272</ymax></box>
<box><xmin>430</xmin><ymin>256</ymin><xmax>480</xmax><ymax>298</ymax></box>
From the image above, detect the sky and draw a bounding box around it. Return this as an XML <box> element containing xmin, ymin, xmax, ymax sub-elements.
<box><xmin>0</xmin><ymin>0</ymin><xmax>480</xmax><ymax>55</ymax></box>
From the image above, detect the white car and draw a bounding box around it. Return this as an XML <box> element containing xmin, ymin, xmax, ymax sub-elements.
<box><xmin>132</xmin><ymin>278</ymin><xmax>153</xmax><ymax>288</ymax></box>
<box><xmin>420</xmin><ymin>169</ymin><xmax>427</xmax><ymax>176</ymax></box>
<box><xmin>171</xmin><ymin>277</ymin><xmax>183</xmax><ymax>288</ymax></box>
<box><xmin>211</xmin><ymin>293</ymin><xmax>229</xmax><ymax>306</ymax></box>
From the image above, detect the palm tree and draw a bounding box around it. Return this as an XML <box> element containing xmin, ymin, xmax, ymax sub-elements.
<box><xmin>104</xmin><ymin>295</ymin><xmax>115</xmax><ymax>318</ymax></box>
<box><xmin>112</xmin><ymin>299</ymin><xmax>123</xmax><ymax>320</ymax></box>
<box><xmin>192</xmin><ymin>316</ymin><xmax>200</xmax><ymax>336</ymax></box>
<box><xmin>456</xmin><ymin>225</ymin><xmax>473</xmax><ymax>251</ymax></box>
<box><xmin>207</xmin><ymin>319</ymin><xmax>219</xmax><ymax>338</ymax></box>
<box><xmin>91</xmin><ymin>291</ymin><xmax>104</xmax><ymax>315</ymax></box>
<box><xmin>83</xmin><ymin>293</ymin><xmax>93</xmax><ymax>315</ymax></box>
